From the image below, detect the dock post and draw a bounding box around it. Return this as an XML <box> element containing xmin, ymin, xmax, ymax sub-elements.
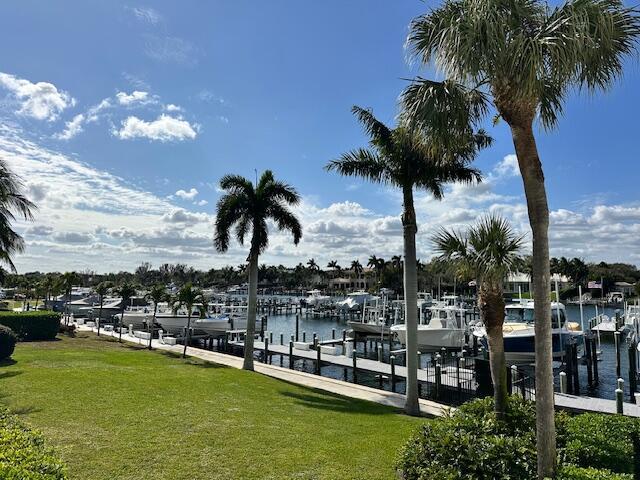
<box><xmin>289</xmin><ymin>339</ymin><xmax>294</xmax><ymax>369</ymax></box>
<box><xmin>295</xmin><ymin>314</ymin><xmax>299</xmax><ymax>342</ymax></box>
<box><xmin>565</xmin><ymin>342</ymin><xmax>574</xmax><ymax>395</ymax></box>
<box><xmin>313</xmin><ymin>332</ymin><xmax>317</xmax><ymax>348</ymax></box>
<box><xmin>302</xmin><ymin>331</ymin><xmax>306</xmax><ymax>343</ymax></box>
<box><xmin>332</xmin><ymin>328</ymin><xmax>335</xmax><ymax>340</ymax></box>
<box><xmin>616</xmin><ymin>387</ymin><xmax>624</xmax><ymax>414</ymax></box>
<box><xmin>585</xmin><ymin>336</ymin><xmax>593</xmax><ymax>388</ymax></box>
<box><xmin>511</xmin><ymin>365</ymin><xmax>519</xmax><ymax>396</ymax></box>
<box><xmin>264</xmin><ymin>337</ymin><xmax>269</xmax><ymax>364</ymax></box>
<box><xmin>342</xmin><ymin>330</ymin><xmax>346</xmax><ymax>343</ymax></box>
<box><xmin>390</xmin><ymin>355</ymin><xmax>396</xmax><ymax>393</ymax></box>
<box><xmin>629</xmin><ymin>340</ymin><xmax>638</xmax><ymax>402</ymax></box>
<box><xmin>615</xmin><ymin>331</ymin><xmax>622</xmax><ymax>379</ymax></box>
<box><xmin>592</xmin><ymin>337</ymin><xmax>599</xmax><ymax>384</ymax></box>
<box><xmin>377</xmin><ymin>345</ymin><xmax>383</xmax><ymax>363</ymax></box>
<box><xmin>260</xmin><ymin>317</ymin><xmax>265</xmax><ymax>341</ymax></box>
<box><xmin>435</xmin><ymin>363</ymin><xmax>442</xmax><ymax>400</ymax></box>
<box><xmin>352</xmin><ymin>350</ymin><xmax>357</xmax><ymax>384</ymax></box>
<box><xmin>572</xmin><ymin>342</ymin><xmax>580</xmax><ymax>394</ymax></box>
<box><xmin>457</xmin><ymin>357</ymin><xmax>462</xmax><ymax>395</ymax></box>
<box><xmin>472</xmin><ymin>335</ymin><xmax>478</xmax><ymax>356</ymax></box>
<box><xmin>269</xmin><ymin>331</ymin><xmax>273</xmax><ymax>344</ymax></box>
<box><xmin>315</xmin><ymin>345</ymin><xmax>321</xmax><ymax>375</ymax></box>
<box><xmin>559</xmin><ymin>371</ymin><xmax>567</xmax><ymax>394</ymax></box>
<box><xmin>280</xmin><ymin>333</ymin><xmax>283</xmax><ymax>346</ymax></box>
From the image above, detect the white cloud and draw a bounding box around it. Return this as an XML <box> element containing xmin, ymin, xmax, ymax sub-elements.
<box><xmin>54</xmin><ymin>114</ymin><xmax>85</xmax><ymax>140</ymax></box>
<box><xmin>128</xmin><ymin>6</ymin><xmax>162</xmax><ymax>25</ymax></box>
<box><xmin>165</xmin><ymin>103</ymin><xmax>182</xmax><ymax>112</ymax></box>
<box><xmin>175</xmin><ymin>188</ymin><xmax>198</xmax><ymax>200</ymax></box>
<box><xmin>218</xmin><ymin>115</ymin><xmax>229</xmax><ymax>124</ymax></box>
<box><xmin>194</xmin><ymin>199</ymin><xmax>208</xmax><ymax>206</ymax></box>
<box><xmin>116</xmin><ymin>90</ymin><xmax>153</xmax><ymax>106</ymax></box>
<box><xmin>494</xmin><ymin>154</ymin><xmax>520</xmax><ymax>177</ymax></box>
<box><xmin>113</xmin><ymin>114</ymin><xmax>198</xmax><ymax>142</ymax></box>
<box><xmin>86</xmin><ymin>98</ymin><xmax>111</xmax><ymax>122</ymax></box>
<box><xmin>0</xmin><ymin>72</ymin><xmax>74</xmax><ymax>121</ymax></box>
<box><xmin>161</xmin><ymin>208</ymin><xmax>209</xmax><ymax>225</ymax></box>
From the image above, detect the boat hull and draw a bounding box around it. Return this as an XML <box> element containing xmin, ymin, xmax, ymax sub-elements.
<box><xmin>391</xmin><ymin>325</ymin><xmax>466</xmax><ymax>351</ymax></box>
<box><xmin>347</xmin><ymin>321</ymin><xmax>389</xmax><ymax>335</ymax></box>
<box><xmin>480</xmin><ymin>329</ymin><xmax>579</xmax><ymax>362</ymax></box>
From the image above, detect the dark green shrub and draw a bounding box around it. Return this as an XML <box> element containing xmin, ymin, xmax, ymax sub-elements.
<box><xmin>558</xmin><ymin>465</ymin><xmax>632</xmax><ymax>480</ymax></box>
<box><xmin>0</xmin><ymin>407</ymin><xmax>67</xmax><ymax>479</ymax></box>
<box><xmin>0</xmin><ymin>325</ymin><xmax>16</xmax><ymax>360</ymax></box>
<box><xmin>58</xmin><ymin>324</ymin><xmax>75</xmax><ymax>337</ymax></box>
<box><xmin>396</xmin><ymin>396</ymin><xmax>539</xmax><ymax>480</ymax></box>
<box><xmin>560</xmin><ymin>414</ymin><xmax>640</xmax><ymax>474</ymax></box>
<box><xmin>0</xmin><ymin>311</ymin><xmax>61</xmax><ymax>341</ymax></box>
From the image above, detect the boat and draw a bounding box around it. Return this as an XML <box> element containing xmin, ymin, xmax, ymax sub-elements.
<box><xmin>473</xmin><ymin>299</ymin><xmax>582</xmax><ymax>362</ymax></box>
<box><xmin>348</xmin><ymin>294</ymin><xmax>389</xmax><ymax>335</ymax></box>
<box><xmin>336</xmin><ymin>291</ymin><xmax>371</xmax><ymax>312</ymax></box>
<box><xmin>304</xmin><ymin>289</ymin><xmax>332</xmax><ymax>307</ymax></box>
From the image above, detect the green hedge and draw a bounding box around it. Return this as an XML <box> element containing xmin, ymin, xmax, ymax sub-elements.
<box><xmin>0</xmin><ymin>408</ymin><xmax>67</xmax><ymax>479</ymax></box>
<box><xmin>0</xmin><ymin>311</ymin><xmax>61</xmax><ymax>341</ymax></box>
<box><xmin>397</xmin><ymin>397</ymin><xmax>640</xmax><ymax>480</ymax></box>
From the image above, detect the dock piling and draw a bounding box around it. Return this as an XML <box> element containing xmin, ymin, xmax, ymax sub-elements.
<box><xmin>615</xmin><ymin>331</ymin><xmax>622</xmax><ymax>379</ymax></box>
<box><xmin>390</xmin><ymin>355</ymin><xmax>396</xmax><ymax>393</ymax></box>
<box><xmin>377</xmin><ymin>345</ymin><xmax>383</xmax><ymax>363</ymax></box>
<box><xmin>629</xmin><ymin>340</ymin><xmax>638</xmax><ymax>402</ymax></box>
<box><xmin>316</xmin><ymin>345</ymin><xmax>321</xmax><ymax>375</ymax></box>
<box><xmin>288</xmin><ymin>340</ymin><xmax>293</xmax><ymax>369</ymax></box>
<box><xmin>264</xmin><ymin>337</ymin><xmax>269</xmax><ymax>364</ymax></box>
<box><xmin>352</xmin><ymin>351</ymin><xmax>357</xmax><ymax>383</ymax></box>
<box><xmin>616</xmin><ymin>387</ymin><xmax>624</xmax><ymax>414</ymax></box>
<box><xmin>295</xmin><ymin>314</ymin><xmax>299</xmax><ymax>342</ymax></box>
<box><xmin>559</xmin><ymin>371</ymin><xmax>567</xmax><ymax>394</ymax></box>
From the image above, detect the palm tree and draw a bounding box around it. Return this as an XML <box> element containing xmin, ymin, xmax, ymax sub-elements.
<box><xmin>145</xmin><ymin>284</ymin><xmax>166</xmax><ymax>350</ymax></box>
<box><xmin>326</xmin><ymin>106</ymin><xmax>486</xmax><ymax>415</ymax></box>
<box><xmin>405</xmin><ymin>4</ymin><xmax>639</xmax><ymax>474</ymax></box>
<box><xmin>114</xmin><ymin>282</ymin><xmax>136</xmax><ymax>343</ymax></box>
<box><xmin>432</xmin><ymin>215</ymin><xmax>523</xmax><ymax>420</ymax></box>
<box><xmin>0</xmin><ymin>159</ymin><xmax>35</xmax><ymax>274</ymax></box>
<box><xmin>94</xmin><ymin>282</ymin><xmax>111</xmax><ymax>337</ymax></box>
<box><xmin>59</xmin><ymin>272</ymin><xmax>78</xmax><ymax>325</ymax></box>
<box><xmin>350</xmin><ymin>260</ymin><xmax>363</xmax><ymax>277</ymax></box>
<box><xmin>175</xmin><ymin>283</ymin><xmax>203</xmax><ymax>358</ymax></box>
<box><xmin>215</xmin><ymin>170</ymin><xmax>302</xmax><ymax>371</ymax></box>
<box><xmin>391</xmin><ymin>255</ymin><xmax>402</xmax><ymax>271</ymax></box>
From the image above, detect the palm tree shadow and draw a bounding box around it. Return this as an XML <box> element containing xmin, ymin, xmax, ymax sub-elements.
<box><xmin>0</xmin><ymin>359</ymin><xmax>17</xmax><ymax>367</ymax></box>
<box><xmin>278</xmin><ymin>390</ymin><xmax>398</xmax><ymax>415</ymax></box>
<box><xmin>0</xmin><ymin>370</ymin><xmax>22</xmax><ymax>380</ymax></box>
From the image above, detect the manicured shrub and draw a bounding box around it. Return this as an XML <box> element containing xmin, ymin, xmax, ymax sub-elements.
<box><xmin>0</xmin><ymin>311</ymin><xmax>61</xmax><ymax>341</ymax></box>
<box><xmin>558</xmin><ymin>465</ymin><xmax>632</xmax><ymax>480</ymax></box>
<box><xmin>0</xmin><ymin>407</ymin><xmax>67</xmax><ymax>479</ymax></box>
<box><xmin>0</xmin><ymin>325</ymin><xmax>17</xmax><ymax>360</ymax></box>
<box><xmin>560</xmin><ymin>413</ymin><xmax>640</xmax><ymax>474</ymax></box>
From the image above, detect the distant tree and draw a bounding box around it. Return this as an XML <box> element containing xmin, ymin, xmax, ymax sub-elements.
<box><xmin>94</xmin><ymin>282</ymin><xmax>111</xmax><ymax>337</ymax></box>
<box><xmin>59</xmin><ymin>272</ymin><xmax>79</xmax><ymax>325</ymax></box>
<box><xmin>215</xmin><ymin>170</ymin><xmax>302</xmax><ymax>371</ymax></box>
<box><xmin>175</xmin><ymin>283</ymin><xmax>203</xmax><ymax>358</ymax></box>
<box><xmin>114</xmin><ymin>282</ymin><xmax>137</xmax><ymax>343</ymax></box>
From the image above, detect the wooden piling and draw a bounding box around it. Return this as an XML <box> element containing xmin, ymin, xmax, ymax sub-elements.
<box><xmin>435</xmin><ymin>363</ymin><xmax>441</xmax><ymax>399</ymax></box>
<box><xmin>264</xmin><ymin>337</ymin><xmax>269</xmax><ymax>364</ymax></box>
<box><xmin>295</xmin><ymin>314</ymin><xmax>299</xmax><ymax>342</ymax></box>
<box><xmin>352</xmin><ymin>350</ymin><xmax>357</xmax><ymax>383</ymax></box>
<box><xmin>560</xmin><ymin>371</ymin><xmax>567</xmax><ymax>394</ymax></box>
<box><xmin>288</xmin><ymin>340</ymin><xmax>294</xmax><ymax>370</ymax></box>
<box><xmin>616</xmin><ymin>388</ymin><xmax>624</xmax><ymax>414</ymax></box>
<box><xmin>629</xmin><ymin>340</ymin><xmax>638</xmax><ymax>402</ymax></box>
<box><xmin>390</xmin><ymin>355</ymin><xmax>396</xmax><ymax>393</ymax></box>
<box><xmin>316</xmin><ymin>345</ymin><xmax>321</xmax><ymax>375</ymax></box>
<box><xmin>615</xmin><ymin>331</ymin><xmax>622</xmax><ymax>379</ymax></box>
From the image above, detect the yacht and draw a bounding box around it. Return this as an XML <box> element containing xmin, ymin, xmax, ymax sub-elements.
<box><xmin>473</xmin><ymin>299</ymin><xmax>582</xmax><ymax>362</ymax></box>
<box><xmin>348</xmin><ymin>294</ymin><xmax>389</xmax><ymax>335</ymax></box>
<box><xmin>336</xmin><ymin>291</ymin><xmax>371</xmax><ymax>312</ymax></box>
<box><xmin>304</xmin><ymin>289</ymin><xmax>332</xmax><ymax>307</ymax></box>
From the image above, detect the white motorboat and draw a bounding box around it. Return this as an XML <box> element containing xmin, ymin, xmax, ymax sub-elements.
<box><xmin>304</xmin><ymin>289</ymin><xmax>332</xmax><ymax>307</ymax></box>
<box><xmin>348</xmin><ymin>294</ymin><xmax>389</xmax><ymax>335</ymax></box>
<box><xmin>473</xmin><ymin>299</ymin><xmax>582</xmax><ymax>362</ymax></box>
<box><xmin>391</xmin><ymin>304</ymin><xmax>469</xmax><ymax>351</ymax></box>
<box><xmin>336</xmin><ymin>291</ymin><xmax>371</xmax><ymax>311</ymax></box>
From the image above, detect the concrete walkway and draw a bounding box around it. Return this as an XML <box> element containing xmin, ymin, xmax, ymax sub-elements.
<box><xmin>78</xmin><ymin>326</ymin><xmax>452</xmax><ymax>417</ymax></box>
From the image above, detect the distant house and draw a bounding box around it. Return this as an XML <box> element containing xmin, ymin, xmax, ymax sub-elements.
<box><xmin>503</xmin><ymin>272</ymin><xmax>571</xmax><ymax>297</ymax></box>
<box><xmin>613</xmin><ymin>281</ymin><xmax>636</xmax><ymax>296</ymax></box>
<box><xmin>328</xmin><ymin>268</ymin><xmax>374</xmax><ymax>291</ymax></box>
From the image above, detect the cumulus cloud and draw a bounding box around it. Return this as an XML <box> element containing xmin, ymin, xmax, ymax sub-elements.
<box><xmin>194</xmin><ymin>199</ymin><xmax>208</xmax><ymax>206</ymax></box>
<box><xmin>54</xmin><ymin>114</ymin><xmax>85</xmax><ymax>140</ymax></box>
<box><xmin>116</xmin><ymin>90</ymin><xmax>153</xmax><ymax>106</ymax></box>
<box><xmin>165</xmin><ymin>103</ymin><xmax>181</xmax><ymax>112</ymax></box>
<box><xmin>25</xmin><ymin>225</ymin><xmax>53</xmax><ymax>236</ymax></box>
<box><xmin>113</xmin><ymin>114</ymin><xmax>198</xmax><ymax>142</ymax></box>
<box><xmin>494</xmin><ymin>154</ymin><xmax>520</xmax><ymax>177</ymax></box>
<box><xmin>161</xmin><ymin>208</ymin><xmax>209</xmax><ymax>225</ymax></box>
<box><xmin>175</xmin><ymin>188</ymin><xmax>198</xmax><ymax>200</ymax></box>
<box><xmin>0</xmin><ymin>72</ymin><xmax>74</xmax><ymax>121</ymax></box>
<box><xmin>52</xmin><ymin>231</ymin><xmax>95</xmax><ymax>244</ymax></box>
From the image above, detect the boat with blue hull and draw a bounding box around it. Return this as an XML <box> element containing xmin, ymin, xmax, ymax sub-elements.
<box><xmin>473</xmin><ymin>299</ymin><xmax>582</xmax><ymax>363</ymax></box>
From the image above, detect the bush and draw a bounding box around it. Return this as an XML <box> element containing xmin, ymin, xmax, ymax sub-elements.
<box><xmin>0</xmin><ymin>311</ymin><xmax>61</xmax><ymax>341</ymax></box>
<box><xmin>0</xmin><ymin>407</ymin><xmax>67</xmax><ymax>479</ymax></box>
<box><xmin>0</xmin><ymin>325</ymin><xmax>16</xmax><ymax>360</ymax></box>
<box><xmin>58</xmin><ymin>324</ymin><xmax>75</xmax><ymax>337</ymax></box>
<box><xmin>558</xmin><ymin>465</ymin><xmax>632</xmax><ymax>480</ymax></box>
<box><xmin>397</xmin><ymin>397</ymin><xmax>638</xmax><ymax>480</ymax></box>
<box><xmin>560</xmin><ymin>414</ymin><xmax>640</xmax><ymax>474</ymax></box>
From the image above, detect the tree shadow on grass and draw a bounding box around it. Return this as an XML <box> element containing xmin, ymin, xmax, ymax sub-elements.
<box><xmin>155</xmin><ymin>349</ymin><xmax>227</xmax><ymax>369</ymax></box>
<box><xmin>10</xmin><ymin>405</ymin><xmax>41</xmax><ymax>415</ymax></box>
<box><xmin>278</xmin><ymin>390</ymin><xmax>400</xmax><ymax>416</ymax></box>
<box><xmin>0</xmin><ymin>359</ymin><xmax>17</xmax><ymax>367</ymax></box>
<box><xmin>0</xmin><ymin>370</ymin><xmax>22</xmax><ymax>380</ymax></box>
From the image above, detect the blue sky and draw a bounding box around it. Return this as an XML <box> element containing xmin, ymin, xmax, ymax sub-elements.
<box><xmin>0</xmin><ymin>1</ymin><xmax>639</xmax><ymax>273</ymax></box>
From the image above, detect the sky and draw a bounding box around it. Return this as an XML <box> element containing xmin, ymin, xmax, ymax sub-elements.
<box><xmin>0</xmin><ymin>1</ymin><xmax>639</xmax><ymax>273</ymax></box>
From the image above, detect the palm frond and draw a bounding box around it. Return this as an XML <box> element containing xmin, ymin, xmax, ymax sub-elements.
<box><xmin>326</xmin><ymin>149</ymin><xmax>389</xmax><ymax>184</ymax></box>
<box><xmin>351</xmin><ymin>106</ymin><xmax>394</xmax><ymax>151</ymax></box>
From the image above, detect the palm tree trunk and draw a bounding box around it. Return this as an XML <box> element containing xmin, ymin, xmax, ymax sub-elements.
<box><xmin>243</xmin><ymin>253</ymin><xmax>258</xmax><ymax>371</ymax></box>
<box><xmin>510</xmin><ymin>121</ymin><xmax>555</xmax><ymax>479</ymax></box>
<box><xmin>402</xmin><ymin>186</ymin><xmax>420</xmax><ymax>416</ymax></box>
<box><xmin>480</xmin><ymin>286</ymin><xmax>507</xmax><ymax>420</ymax></box>
<box><xmin>183</xmin><ymin>311</ymin><xmax>192</xmax><ymax>358</ymax></box>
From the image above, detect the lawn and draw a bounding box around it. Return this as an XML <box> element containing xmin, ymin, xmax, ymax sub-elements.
<box><xmin>0</xmin><ymin>333</ymin><xmax>424</xmax><ymax>480</ymax></box>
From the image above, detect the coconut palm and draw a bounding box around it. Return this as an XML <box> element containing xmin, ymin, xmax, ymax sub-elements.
<box><xmin>405</xmin><ymin>3</ymin><xmax>639</xmax><ymax>474</ymax></box>
<box><xmin>326</xmin><ymin>106</ymin><xmax>486</xmax><ymax>415</ymax></box>
<box><xmin>94</xmin><ymin>282</ymin><xmax>111</xmax><ymax>337</ymax></box>
<box><xmin>0</xmin><ymin>159</ymin><xmax>35</xmax><ymax>273</ymax></box>
<box><xmin>59</xmin><ymin>272</ymin><xmax>78</xmax><ymax>325</ymax></box>
<box><xmin>432</xmin><ymin>215</ymin><xmax>523</xmax><ymax>420</ymax></box>
<box><xmin>114</xmin><ymin>282</ymin><xmax>136</xmax><ymax>343</ymax></box>
<box><xmin>215</xmin><ymin>170</ymin><xmax>302</xmax><ymax>371</ymax></box>
<box><xmin>175</xmin><ymin>283</ymin><xmax>203</xmax><ymax>358</ymax></box>
<box><xmin>145</xmin><ymin>284</ymin><xmax>166</xmax><ymax>350</ymax></box>
<box><xmin>350</xmin><ymin>260</ymin><xmax>363</xmax><ymax>277</ymax></box>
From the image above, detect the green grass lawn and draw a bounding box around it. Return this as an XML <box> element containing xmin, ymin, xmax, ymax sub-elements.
<box><xmin>0</xmin><ymin>333</ymin><xmax>424</xmax><ymax>480</ymax></box>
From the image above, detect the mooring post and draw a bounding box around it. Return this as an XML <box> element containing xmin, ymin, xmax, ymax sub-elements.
<box><xmin>288</xmin><ymin>340</ymin><xmax>294</xmax><ymax>370</ymax></box>
<box><xmin>342</xmin><ymin>329</ymin><xmax>346</xmax><ymax>343</ymax></box>
<box><xmin>559</xmin><ymin>371</ymin><xmax>567</xmax><ymax>394</ymax></box>
<box><xmin>565</xmin><ymin>342</ymin><xmax>574</xmax><ymax>395</ymax></box>
<box><xmin>435</xmin><ymin>362</ymin><xmax>442</xmax><ymax>400</ymax></box>
<box><xmin>615</xmin><ymin>331</ymin><xmax>622</xmax><ymax>379</ymax></box>
<box><xmin>616</xmin><ymin>387</ymin><xmax>624</xmax><ymax>414</ymax></box>
<box><xmin>280</xmin><ymin>332</ymin><xmax>283</xmax><ymax>346</ymax></box>
<box><xmin>456</xmin><ymin>357</ymin><xmax>462</xmax><ymax>395</ymax></box>
<box><xmin>295</xmin><ymin>314</ymin><xmax>299</xmax><ymax>342</ymax></box>
<box><xmin>302</xmin><ymin>331</ymin><xmax>306</xmax><ymax>343</ymax></box>
<box><xmin>511</xmin><ymin>365</ymin><xmax>519</xmax><ymax>396</ymax></box>
<box><xmin>316</xmin><ymin>345</ymin><xmax>321</xmax><ymax>375</ymax></box>
<box><xmin>390</xmin><ymin>355</ymin><xmax>396</xmax><ymax>393</ymax></box>
<box><xmin>332</xmin><ymin>328</ymin><xmax>336</xmax><ymax>340</ymax></box>
<box><xmin>629</xmin><ymin>340</ymin><xmax>638</xmax><ymax>402</ymax></box>
<box><xmin>572</xmin><ymin>342</ymin><xmax>580</xmax><ymax>394</ymax></box>
<box><xmin>312</xmin><ymin>332</ymin><xmax>317</xmax><ymax>348</ymax></box>
<box><xmin>352</xmin><ymin>350</ymin><xmax>357</xmax><ymax>384</ymax></box>
<box><xmin>264</xmin><ymin>337</ymin><xmax>269</xmax><ymax>364</ymax></box>
<box><xmin>592</xmin><ymin>337</ymin><xmax>599</xmax><ymax>384</ymax></box>
<box><xmin>377</xmin><ymin>345</ymin><xmax>383</xmax><ymax>363</ymax></box>
<box><xmin>585</xmin><ymin>335</ymin><xmax>593</xmax><ymax>388</ymax></box>
<box><xmin>269</xmin><ymin>331</ymin><xmax>273</xmax><ymax>344</ymax></box>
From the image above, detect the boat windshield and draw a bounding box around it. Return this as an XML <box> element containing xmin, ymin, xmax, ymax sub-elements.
<box><xmin>505</xmin><ymin>307</ymin><xmax>565</xmax><ymax>327</ymax></box>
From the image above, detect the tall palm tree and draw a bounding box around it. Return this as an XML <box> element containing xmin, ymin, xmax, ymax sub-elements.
<box><xmin>405</xmin><ymin>4</ymin><xmax>639</xmax><ymax>474</ymax></box>
<box><xmin>145</xmin><ymin>284</ymin><xmax>166</xmax><ymax>350</ymax></box>
<box><xmin>326</xmin><ymin>106</ymin><xmax>486</xmax><ymax>415</ymax></box>
<box><xmin>215</xmin><ymin>170</ymin><xmax>302</xmax><ymax>371</ymax></box>
<box><xmin>59</xmin><ymin>272</ymin><xmax>78</xmax><ymax>325</ymax></box>
<box><xmin>94</xmin><ymin>282</ymin><xmax>111</xmax><ymax>337</ymax></box>
<box><xmin>175</xmin><ymin>283</ymin><xmax>203</xmax><ymax>358</ymax></box>
<box><xmin>391</xmin><ymin>255</ymin><xmax>403</xmax><ymax>271</ymax></box>
<box><xmin>350</xmin><ymin>260</ymin><xmax>363</xmax><ymax>277</ymax></box>
<box><xmin>0</xmin><ymin>159</ymin><xmax>35</xmax><ymax>274</ymax></box>
<box><xmin>115</xmin><ymin>282</ymin><xmax>136</xmax><ymax>343</ymax></box>
<box><xmin>432</xmin><ymin>215</ymin><xmax>523</xmax><ymax>420</ymax></box>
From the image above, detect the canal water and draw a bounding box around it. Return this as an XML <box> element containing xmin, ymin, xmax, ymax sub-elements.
<box><xmin>248</xmin><ymin>300</ymin><xmax>634</xmax><ymax>402</ymax></box>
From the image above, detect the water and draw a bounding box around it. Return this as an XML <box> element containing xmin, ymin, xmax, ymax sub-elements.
<box><xmin>249</xmin><ymin>301</ymin><xmax>636</xmax><ymax>402</ymax></box>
